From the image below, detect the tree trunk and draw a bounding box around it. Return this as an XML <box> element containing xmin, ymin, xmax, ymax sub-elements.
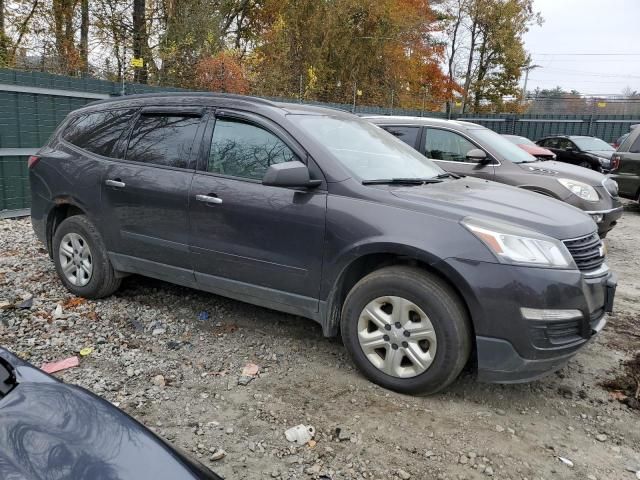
<box><xmin>53</xmin><ymin>0</ymin><xmax>76</xmax><ymax>75</ymax></box>
<box><xmin>80</xmin><ymin>0</ymin><xmax>89</xmax><ymax>72</ymax></box>
<box><xmin>132</xmin><ymin>0</ymin><xmax>148</xmax><ymax>84</ymax></box>
<box><xmin>461</xmin><ymin>18</ymin><xmax>477</xmax><ymax>113</ymax></box>
<box><xmin>0</xmin><ymin>0</ymin><xmax>7</xmax><ymax>65</ymax></box>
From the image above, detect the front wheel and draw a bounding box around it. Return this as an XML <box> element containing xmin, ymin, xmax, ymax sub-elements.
<box><xmin>341</xmin><ymin>266</ymin><xmax>472</xmax><ymax>395</ymax></box>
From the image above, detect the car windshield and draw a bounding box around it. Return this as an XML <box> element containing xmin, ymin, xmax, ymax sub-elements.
<box><xmin>572</xmin><ymin>137</ymin><xmax>615</xmax><ymax>152</ymax></box>
<box><xmin>295</xmin><ymin>115</ymin><xmax>443</xmax><ymax>181</ymax></box>
<box><xmin>470</xmin><ymin>129</ymin><xmax>538</xmax><ymax>163</ymax></box>
<box><xmin>504</xmin><ymin>135</ymin><xmax>536</xmax><ymax>147</ymax></box>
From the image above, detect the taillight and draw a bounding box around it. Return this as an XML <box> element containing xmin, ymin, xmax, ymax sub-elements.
<box><xmin>27</xmin><ymin>155</ymin><xmax>40</xmax><ymax>169</ymax></box>
<box><xmin>610</xmin><ymin>154</ymin><xmax>621</xmax><ymax>171</ymax></box>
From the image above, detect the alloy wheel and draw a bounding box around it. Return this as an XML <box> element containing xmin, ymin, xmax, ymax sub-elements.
<box><xmin>59</xmin><ymin>232</ymin><xmax>93</xmax><ymax>287</ymax></box>
<box><xmin>357</xmin><ymin>296</ymin><xmax>437</xmax><ymax>378</ymax></box>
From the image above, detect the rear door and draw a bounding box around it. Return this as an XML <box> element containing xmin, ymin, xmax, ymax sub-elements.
<box><xmin>422</xmin><ymin>127</ymin><xmax>495</xmax><ymax>179</ymax></box>
<box><xmin>188</xmin><ymin>110</ymin><xmax>327</xmax><ymax>315</ymax></box>
<box><xmin>100</xmin><ymin>107</ymin><xmax>204</xmax><ymax>279</ymax></box>
<box><xmin>615</xmin><ymin>130</ymin><xmax>640</xmax><ymax>198</ymax></box>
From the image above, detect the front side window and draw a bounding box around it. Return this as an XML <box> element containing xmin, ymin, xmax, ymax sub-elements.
<box><xmin>383</xmin><ymin>126</ymin><xmax>420</xmax><ymax>148</ymax></box>
<box><xmin>630</xmin><ymin>133</ymin><xmax>640</xmax><ymax>153</ymax></box>
<box><xmin>208</xmin><ymin>118</ymin><xmax>296</xmax><ymax>180</ymax></box>
<box><xmin>125</xmin><ymin>114</ymin><xmax>201</xmax><ymax>168</ymax></box>
<box><xmin>423</xmin><ymin>128</ymin><xmax>478</xmax><ymax>163</ymax></box>
<box><xmin>63</xmin><ymin>109</ymin><xmax>137</xmax><ymax>157</ymax></box>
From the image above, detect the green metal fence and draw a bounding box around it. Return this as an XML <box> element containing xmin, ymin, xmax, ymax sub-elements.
<box><xmin>1</xmin><ymin>68</ymin><xmax>639</xmax><ymax>214</ymax></box>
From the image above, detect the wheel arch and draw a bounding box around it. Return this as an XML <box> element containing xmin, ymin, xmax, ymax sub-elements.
<box><xmin>321</xmin><ymin>244</ymin><xmax>477</xmax><ymax>345</ymax></box>
<box><xmin>45</xmin><ymin>196</ymin><xmax>90</xmax><ymax>257</ymax></box>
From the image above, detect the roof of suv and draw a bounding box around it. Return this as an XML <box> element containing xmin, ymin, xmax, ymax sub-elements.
<box><xmin>363</xmin><ymin>115</ymin><xmax>483</xmax><ymax>130</ymax></box>
<box><xmin>538</xmin><ymin>135</ymin><xmax>597</xmax><ymax>140</ymax></box>
<box><xmin>82</xmin><ymin>92</ymin><xmax>354</xmax><ymax>118</ymax></box>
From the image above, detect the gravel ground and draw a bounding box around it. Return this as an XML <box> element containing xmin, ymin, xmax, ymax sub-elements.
<box><xmin>1</xmin><ymin>204</ymin><xmax>640</xmax><ymax>480</ymax></box>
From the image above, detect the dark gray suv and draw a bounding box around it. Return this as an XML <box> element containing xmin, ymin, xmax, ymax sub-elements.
<box><xmin>30</xmin><ymin>94</ymin><xmax>616</xmax><ymax>394</ymax></box>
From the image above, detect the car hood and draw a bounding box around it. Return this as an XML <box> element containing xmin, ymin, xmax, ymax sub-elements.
<box><xmin>517</xmin><ymin>144</ymin><xmax>555</xmax><ymax>157</ymax></box>
<box><xmin>584</xmin><ymin>150</ymin><xmax>614</xmax><ymax>160</ymax></box>
<box><xmin>516</xmin><ymin>160</ymin><xmax>607</xmax><ymax>185</ymax></box>
<box><xmin>389</xmin><ymin>177</ymin><xmax>595</xmax><ymax>240</ymax></box>
<box><xmin>0</xmin><ymin>349</ymin><xmax>222</xmax><ymax>480</ymax></box>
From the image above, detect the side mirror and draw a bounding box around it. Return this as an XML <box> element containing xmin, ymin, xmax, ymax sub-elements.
<box><xmin>262</xmin><ymin>161</ymin><xmax>322</xmax><ymax>188</ymax></box>
<box><xmin>466</xmin><ymin>148</ymin><xmax>490</xmax><ymax>164</ymax></box>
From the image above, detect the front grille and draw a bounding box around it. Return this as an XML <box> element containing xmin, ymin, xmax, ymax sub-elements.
<box><xmin>563</xmin><ymin>233</ymin><xmax>605</xmax><ymax>272</ymax></box>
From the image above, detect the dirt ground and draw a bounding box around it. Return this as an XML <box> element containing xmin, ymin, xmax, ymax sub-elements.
<box><xmin>1</xmin><ymin>203</ymin><xmax>639</xmax><ymax>480</ymax></box>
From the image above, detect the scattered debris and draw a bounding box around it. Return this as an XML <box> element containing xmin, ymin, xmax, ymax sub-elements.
<box><xmin>558</xmin><ymin>456</ymin><xmax>574</xmax><ymax>468</ymax></box>
<box><xmin>285</xmin><ymin>424</ymin><xmax>315</xmax><ymax>445</ymax></box>
<box><xmin>595</xmin><ymin>434</ymin><xmax>608</xmax><ymax>442</ymax></box>
<box><xmin>79</xmin><ymin>347</ymin><xmax>94</xmax><ymax>357</ymax></box>
<box><xmin>210</xmin><ymin>449</ymin><xmax>226</xmax><ymax>461</ymax></box>
<box><xmin>198</xmin><ymin>310</ymin><xmax>209</xmax><ymax>321</ymax></box>
<box><xmin>238</xmin><ymin>362</ymin><xmax>260</xmax><ymax>386</ymax></box>
<box><xmin>18</xmin><ymin>297</ymin><xmax>33</xmax><ymax>309</ymax></box>
<box><xmin>601</xmin><ymin>352</ymin><xmax>640</xmax><ymax>410</ymax></box>
<box><xmin>152</xmin><ymin>374</ymin><xmax>166</xmax><ymax>387</ymax></box>
<box><xmin>53</xmin><ymin>304</ymin><xmax>63</xmax><ymax>319</ymax></box>
<box><xmin>41</xmin><ymin>356</ymin><xmax>79</xmax><ymax>374</ymax></box>
<box><xmin>307</xmin><ymin>439</ymin><xmax>317</xmax><ymax>448</ymax></box>
<box><xmin>63</xmin><ymin>297</ymin><xmax>86</xmax><ymax>308</ymax></box>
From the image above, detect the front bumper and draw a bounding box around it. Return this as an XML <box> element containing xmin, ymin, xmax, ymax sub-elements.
<box><xmin>585</xmin><ymin>206</ymin><xmax>623</xmax><ymax>237</ymax></box>
<box><xmin>440</xmin><ymin>259</ymin><xmax>616</xmax><ymax>383</ymax></box>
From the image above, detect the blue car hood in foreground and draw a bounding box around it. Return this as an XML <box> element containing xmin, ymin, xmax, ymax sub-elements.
<box><xmin>0</xmin><ymin>348</ymin><xmax>222</xmax><ymax>480</ymax></box>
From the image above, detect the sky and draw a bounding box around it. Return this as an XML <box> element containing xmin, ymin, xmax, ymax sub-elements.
<box><xmin>523</xmin><ymin>0</ymin><xmax>640</xmax><ymax>96</ymax></box>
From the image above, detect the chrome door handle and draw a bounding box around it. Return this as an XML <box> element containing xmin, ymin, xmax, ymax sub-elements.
<box><xmin>196</xmin><ymin>194</ymin><xmax>223</xmax><ymax>205</ymax></box>
<box><xmin>105</xmin><ymin>179</ymin><xmax>126</xmax><ymax>188</ymax></box>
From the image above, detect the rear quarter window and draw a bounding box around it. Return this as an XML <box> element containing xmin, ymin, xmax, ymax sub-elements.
<box><xmin>63</xmin><ymin>108</ymin><xmax>138</xmax><ymax>157</ymax></box>
<box><xmin>628</xmin><ymin>131</ymin><xmax>640</xmax><ymax>153</ymax></box>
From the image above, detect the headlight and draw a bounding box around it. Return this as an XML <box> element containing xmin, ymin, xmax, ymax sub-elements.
<box><xmin>557</xmin><ymin>178</ymin><xmax>599</xmax><ymax>202</ymax></box>
<box><xmin>462</xmin><ymin>217</ymin><xmax>576</xmax><ymax>269</ymax></box>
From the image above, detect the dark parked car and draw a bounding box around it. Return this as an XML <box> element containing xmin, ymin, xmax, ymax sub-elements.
<box><xmin>366</xmin><ymin>116</ymin><xmax>622</xmax><ymax>237</ymax></box>
<box><xmin>611</xmin><ymin>126</ymin><xmax>640</xmax><ymax>203</ymax></box>
<box><xmin>536</xmin><ymin>135</ymin><xmax>615</xmax><ymax>172</ymax></box>
<box><xmin>0</xmin><ymin>348</ymin><xmax>223</xmax><ymax>480</ymax></box>
<box><xmin>30</xmin><ymin>94</ymin><xmax>616</xmax><ymax>394</ymax></box>
<box><xmin>503</xmin><ymin>134</ymin><xmax>556</xmax><ymax>160</ymax></box>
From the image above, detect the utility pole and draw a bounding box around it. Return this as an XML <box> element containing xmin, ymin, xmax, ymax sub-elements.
<box><xmin>521</xmin><ymin>64</ymin><xmax>541</xmax><ymax>103</ymax></box>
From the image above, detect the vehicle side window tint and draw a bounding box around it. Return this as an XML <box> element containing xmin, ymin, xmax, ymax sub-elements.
<box><xmin>208</xmin><ymin>118</ymin><xmax>296</xmax><ymax>180</ymax></box>
<box><xmin>423</xmin><ymin>128</ymin><xmax>477</xmax><ymax>163</ymax></box>
<box><xmin>383</xmin><ymin>126</ymin><xmax>420</xmax><ymax>148</ymax></box>
<box><xmin>630</xmin><ymin>133</ymin><xmax>640</xmax><ymax>153</ymax></box>
<box><xmin>63</xmin><ymin>109</ymin><xmax>137</xmax><ymax>157</ymax></box>
<box><xmin>546</xmin><ymin>139</ymin><xmax>558</xmax><ymax>148</ymax></box>
<box><xmin>125</xmin><ymin>114</ymin><xmax>200</xmax><ymax>169</ymax></box>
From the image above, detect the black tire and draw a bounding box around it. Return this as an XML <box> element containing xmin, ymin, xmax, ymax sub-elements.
<box><xmin>341</xmin><ymin>266</ymin><xmax>472</xmax><ymax>395</ymax></box>
<box><xmin>52</xmin><ymin>215</ymin><xmax>121</xmax><ymax>299</ymax></box>
<box><xmin>577</xmin><ymin>160</ymin><xmax>591</xmax><ymax>169</ymax></box>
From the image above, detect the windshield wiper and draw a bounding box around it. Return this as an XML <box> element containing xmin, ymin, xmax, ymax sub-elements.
<box><xmin>436</xmin><ymin>172</ymin><xmax>464</xmax><ymax>179</ymax></box>
<box><xmin>362</xmin><ymin>178</ymin><xmax>443</xmax><ymax>185</ymax></box>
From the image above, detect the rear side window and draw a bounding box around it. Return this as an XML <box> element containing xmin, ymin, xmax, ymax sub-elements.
<box><xmin>208</xmin><ymin>118</ymin><xmax>296</xmax><ymax>180</ymax></box>
<box><xmin>125</xmin><ymin>114</ymin><xmax>201</xmax><ymax>169</ymax></box>
<box><xmin>383</xmin><ymin>126</ymin><xmax>420</xmax><ymax>148</ymax></box>
<box><xmin>63</xmin><ymin>109</ymin><xmax>137</xmax><ymax>157</ymax></box>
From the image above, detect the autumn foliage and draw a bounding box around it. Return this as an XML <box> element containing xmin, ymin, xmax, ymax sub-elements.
<box><xmin>196</xmin><ymin>51</ymin><xmax>250</xmax><ymax>94</ymax></box>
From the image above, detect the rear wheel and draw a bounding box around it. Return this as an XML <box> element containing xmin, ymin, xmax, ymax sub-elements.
<box><xmin>341</xmin><ymin>266</ymin><xmax>472</xmax><ymax>395</ymax></box>
<box><xmin>52</xmin><ymin>215</ymin><xmax>121</xmax><ymax>298</ymax></box>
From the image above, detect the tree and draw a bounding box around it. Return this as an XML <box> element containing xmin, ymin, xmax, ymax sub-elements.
<box><xmin>80</xmin><ymin>0</ymin><xmax>88</xmax><ymax>71</ymax></box>
<box><xmin>196</xmin><ymin>50</ymin><xmax>249</xmax><ymax>93</ymax></box>
<box><xmin>442</xmin><ymin>0</ymin><xmax>541</xmax><ymax>113</ymax></box>
<box><xmin>132</xmin><ymin>0</ymin><xmax>147</xmax><ymax>83</ymax></box>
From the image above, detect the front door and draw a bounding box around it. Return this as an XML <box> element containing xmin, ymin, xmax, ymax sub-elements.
<box><xmin>189</xmin><ymin>111</ymin><xmax>327</xmax><ymax>315</ymax></box>
<box><xmin>422</xmin><ymin>127</ymin><xmax>495</xmax><ymax>179</ymax></box>
<box><xmin>101</xmin><ymin>108</ymin><xmax>204</xmax><ymax>279</ymax></box>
